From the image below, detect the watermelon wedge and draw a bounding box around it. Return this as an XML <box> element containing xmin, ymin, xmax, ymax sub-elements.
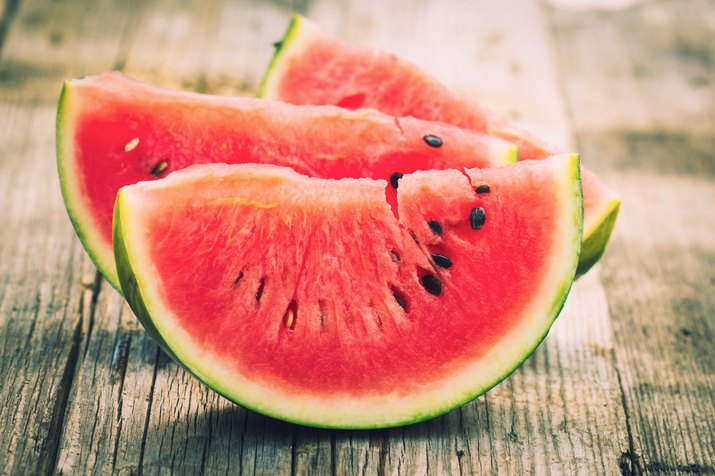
<box><xmin>56</xmin><ymin>73</ymin><xmax>517</xmax><ymax>292</ymax></box>
<box><xmin>258</xmin><ymin>15</ymin><xmax>620</xmax><ymax>276</ymax></box>
<box><xmin>114</xmin><ymin>154</ymin><xmax>582</xmax><ymax>428</ymax></box>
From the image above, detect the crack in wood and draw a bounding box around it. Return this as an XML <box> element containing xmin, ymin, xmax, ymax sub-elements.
<box><xmin>199</xmin><ymin>405</ymin><xmax>213</xmax><ymax>476</ymax></box>
<box><xmin>44</xmin><ymin>265</ymin><xmax>103</xmax><ymax>475</ymax></box>
<box><xmin>643</xmin><ymin>461</ymin><xmax>715</xmax><ymax>474</ymax></box>
<box><xmin>290</xmin><ymin>429</ymin><xmax>298</xmax><ymax>476</ymax></box>
<box><xmin>612</xmin><ymin>348</ymin><xmax>643</xmax><ymax>476</ymax></box>
<box><xmin>43</xmin><ymin>312</ymin><xmax>83</xmax><ymax>476</ymax></box>
<box><xmin>137</xmin><ymin>345</ymin><xmax>161</xmax><ymax>474</ymax></box>
<box><xmin>22</xmin><ymin>292</ymin><xmax>41</xmax><ymax>350</ymax></box>
<box><xmin>376</xmin><ymin>431</ymin><xmax>388</xmax><ymax>476</ymax></box>
<box><xmin>330</xmin><ymin>430</ymin><xmax>337</xmax><ymax>476</ymax></box>
<box><xmin>110</xmin><ymin>332</ymin><xmax>132</xmax><ymax>472</ymax></box>
<box><xmin>82</xmin><ymin>271</ymin><xmax>103</xmax><ymax>360</ymax></box>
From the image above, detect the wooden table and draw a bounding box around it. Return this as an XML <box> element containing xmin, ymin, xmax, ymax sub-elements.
<box><xmin>1</xmin><ymin>0</ymin><xmax>713</xmax><ymax>474</ymax></box>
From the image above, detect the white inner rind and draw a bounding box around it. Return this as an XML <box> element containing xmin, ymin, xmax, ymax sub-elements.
<box><xmin>116</xmin><ymin>155</ymin><xmax>582</xmax><ymax>429</ymax></box>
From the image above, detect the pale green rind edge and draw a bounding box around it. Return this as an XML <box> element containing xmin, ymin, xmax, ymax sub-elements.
<box><xmin>506</xmin><ymin>143</ymin><xmax>519</xmax><ymax>165</ymax></box>
<box><xmin>114</xmin><ymin>156</ymin><xmax>582</xmax><ymax>429</ymax></box>
<box><xmin>577</xmin><ymin>198</ymin><xmax>620</xmax><ymax>277</ymax></box>
<box><xmin>257</xmin><ymin>14</ymin><xmax>304</xmax><ymax>99</ymax></box>
<box><xmin>113</xmin><ymin>199</ymin><xmax>174</xmax><ymax>357</ymax></box>
<box><xmin>56</xmin><ymin>80</ymin><xmax>123</xmax><ymax>294</ymax></box>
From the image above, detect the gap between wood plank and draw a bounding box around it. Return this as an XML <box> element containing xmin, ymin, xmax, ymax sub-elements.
<box><xmin>137</xmin><ymin>346</ymin><xmax>161</xmax><ymax>473</ymax></box>
<box><xmin>612</xmin><ymin>346</ymin><xmax>642</xmax><ymax>476</ymax></box>
<box><xmin>330</xmin><ymin>431</ymin><xmax>337</xmax><ymax>476</ymax></box>
<box><xmin>110</xmin><ymin>332</ymin><xmax>132</xmax><ymax>471</ymax></box>
<box><xmin>45</xmin><ymin>270</ymin><xmax>102</xmax><ymax>475</ymax></box>
<box><xmin>82</xmin><ymin>271</ymin><xmax>103</xmax><ymax>359</ymax></box>
<box><xmin>199</xmin><ymin>403</ymin><xmax>214</xmax><ymax>475</ymax></box>
<box><xmin>290</xmin><ymin>430</ymin><xmax>298</xmax><ymax>476</ymax></box>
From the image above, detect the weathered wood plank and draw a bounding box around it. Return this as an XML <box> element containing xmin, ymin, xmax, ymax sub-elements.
<box><xmin>54</xmin><ymin>281</ymin><xmax>160</xmax><ymax>475</ymax></box>
<box><xmin>547</xmin><ymin>0</ymin><xmax>715</xmax><ymax>473</ymax></box>
<box><xmin>120</xmin><ymin>0</ymin><xmax>308</xmax><ymax>95</ymax></box>
<box><xmin>0</xmin><ymin>0</ymin><xmax>142</xmax><ymax>102</ymax></box>
<box><xmin>0</xmin><ymin>0</ymin><xmax>151</xmax><ymax>474</ymax></box>
<box><xmin>0</xmin><ymin>94</ymin><xmax>85</xmax><ymax>475</ymax></box>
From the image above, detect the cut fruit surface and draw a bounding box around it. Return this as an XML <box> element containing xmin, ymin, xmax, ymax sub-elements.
<box><xmin>56</xmin><ymin>72</ymin><xmax>516</xmax><ymax>291</ymax></box>
<box><xmin>114</xmin><ymin>154</ymin><xmax>582</xmax><ymax>428</ymax></box>
<box><xmin>259</xmin><ymin>14</ymin><xmax>619</xmax><ymax>276</ymax></box>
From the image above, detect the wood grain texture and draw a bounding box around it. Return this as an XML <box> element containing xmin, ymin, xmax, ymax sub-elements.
<box><xmin>0</xmin><ymin>100</ymin><xmax>84</xmax><ymax>475</ymax></box>
<box><xmin>0</xmin><ymin>0</ymin><xmax>712</xmax><ymax>474</ymax></box>
<box><xmin>548</xmin><ymin>1</ymin><xmax>715</xmax><ymax>474</ymax></box>
<box><xmin>0</xmin><ymin>0</ymin><xmax>149</xmax><ymax>473</ymax></box>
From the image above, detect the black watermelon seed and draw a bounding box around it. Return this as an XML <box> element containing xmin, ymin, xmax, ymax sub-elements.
<box><xmin>409</xmin><ymin>230</ymin><xmax>419</xmax><ymax>243</ymax></box>
<box><xmin>431</xmin><ymin>254</ymin><xmax>453</xmax><ymax>269</ymax></box>
<box><xmin>427</xmin><ymin>220</ymin><xmax>443</xmax><ymax>236</ymax></box>
<box><xmin>475</xmin><ymin>184</ymin><xmax>491</xmax><ymax>194</ymax></box>
<box><xmin>389</xmin><ymin>172</ymin><xmax>404</xmax><ymax>189</ymax></box>
<box><xmin>393</xmin><ymin>290</ymin><xmax>408</xmax><ymax>310</ymax></box>
<box><xmin>423</xmin><ymin>134</ymin><xmax>443</xmax><ymax>148</ymax></box>
<box><xmin>233</xmin><ymin>270</ymin><xmax>244</xmax><ymax>287</ymax></box>
<box><xmin>470</xmin><ymin>207</ymin><xmax>486</xmax><ymax>230</ymax></box>
<box><xmin>256</xmin><ymin>278</ymin><xmax>265</xmax><ymax>302</ymax></box>
<box><xmin>421</xmin><ymin>274</ymin><xmax>443</xmax><ymax>295</ymax></box>
<box><xmin>390</xmin><ymin>250</ymin><xmax>401</xmax><ymax>263</ymax></box>
<box><xmin>150</xmin><ymin>159</ymin><xmax>169</xmax><ymax>176</ymax></box>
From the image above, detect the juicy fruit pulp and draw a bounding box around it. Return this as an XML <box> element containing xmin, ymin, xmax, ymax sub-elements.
<box><xmin>57</xmin><ymin>72</ymin><xmax>516</xmax><ymax>291</ymax></box>
<box><xmin>114</xmin><ymin>155</ymin><xmax>582</xmax><ymax>428</ymax></box>
<box><xmin>259</xmin><ymin>14</ymin><xmax>620</xmax><ymax>276</ymax></box>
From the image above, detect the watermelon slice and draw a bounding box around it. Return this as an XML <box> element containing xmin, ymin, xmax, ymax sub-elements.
<box><xmin>114</xmin><ymin>154</ymin><xmax>582</xmax><ymax>428</ymax></box>
<box><xmin>56</xmin><ymin>73</ymin><xmax>517</xmax><ymax>292</ymax></box>
<box><xmin>258</xmin><ymin>15</ymin><xmax>620</xmax><ymax>276</ymax></box>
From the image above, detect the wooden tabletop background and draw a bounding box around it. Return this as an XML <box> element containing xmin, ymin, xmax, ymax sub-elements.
<box><xmin>0</xmin><ymin>0</ymin><xmax>713</xmax><ymax>474</ymax></box>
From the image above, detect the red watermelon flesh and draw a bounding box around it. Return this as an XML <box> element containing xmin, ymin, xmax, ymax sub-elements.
<box><xmin>259</xmin><ymin>15</ymin><xmax>620</xmax><ymax>276</ymax></box>
<box><xmin>57</xmin><ymin>72</ymin><xmax>516</xmax><ymax>292</ymax></box>
<box><xmin>114</xmin><ymin>154</ymin><xmax>582</xmax><ymax>428</ymax></box>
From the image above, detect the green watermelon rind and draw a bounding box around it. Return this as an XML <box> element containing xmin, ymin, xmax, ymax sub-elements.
<box><xmin>56</xmin><ymin>81</ymin><xmax>123</xmax><ymax>294</ymax></box>
<box><xmin>114</xmin><ymin>155</ymin><xmax>582</xmax><ymax>429</ymax></box>
<box><xmin>113</xmin><ymin>201</ymin><xmax>177</xmax><ymax>360</ymax></box>
<box><xmin>577</xmin><ymin>197</ymin><xmax>620</xmax><ymax>277</ymax></box>
<box><xmin>257</xmin><ymin>14</ymin><xmax>616</xmax><ymax>278</ymax></box>
<box><xmin>257</xmin><ymin>15</ymin><xmax>305</xmax><ymax>99</ymax></box>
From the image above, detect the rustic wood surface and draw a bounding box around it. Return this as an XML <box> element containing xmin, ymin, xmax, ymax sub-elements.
<box><xmin>0</xmin><ymin>0</ymin><xmax>712</xmax><ymax>474</ymax></box>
